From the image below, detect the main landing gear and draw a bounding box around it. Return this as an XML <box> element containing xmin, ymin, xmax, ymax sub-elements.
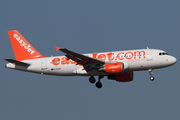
<box><xmin>149</xmin><ymin>69</ymin><xmax>155</xmax><ymax>81</ymax></box>
<box><xmin>89</xmin><ymin>76</ymin><xmax>96</xmax><ymax>83</ymax></box>
<box><xmin>89</xmin><ymin>76</ymin><xmax>104</xmax><ymax>89</ymax></box>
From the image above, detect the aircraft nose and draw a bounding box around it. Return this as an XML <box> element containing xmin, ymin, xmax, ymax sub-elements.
<box><xmin>170</xmin><ymin>56</ymin><xmax>177</xmax><ymax>65</ymax></box>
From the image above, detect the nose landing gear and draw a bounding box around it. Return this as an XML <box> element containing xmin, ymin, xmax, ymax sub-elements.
<box><xmin>149</xmin><ymin>69</ymin><xmax>155</xmax><ymax>81</ymax></box>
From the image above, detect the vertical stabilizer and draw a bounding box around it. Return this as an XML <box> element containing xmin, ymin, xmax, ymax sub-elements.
<box><xmin>7</xmin><ymin>30</ymin><xmax>45</xmax><ymax>61</ymax></box>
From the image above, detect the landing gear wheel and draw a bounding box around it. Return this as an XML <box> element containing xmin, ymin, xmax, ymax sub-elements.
<box><xmin>89</xmin><ymin>76</ymin><xmax>96</xmax><ymax>83</ymax></box>
<box><xmin>95</xmin><ymin>82</ymin><xmax>102</xmax><ymax>89</ymax></box>
<box><xmin>149</xmin><ymin>69</ymin><xmax>155</xmax><ymax>81</ymax></box>
<box><xmin>150</xmin><ymin>76</ymin><xmax>155</xmax><ymax>81</ymax></box>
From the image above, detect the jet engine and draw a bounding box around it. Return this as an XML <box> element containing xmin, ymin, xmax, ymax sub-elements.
<box><xmin>108</xmin><ymin>72</ymin><xmax>133</xmax><ymax>82</ymax></box>
<box><xmin>99</xmin><ymin>62</ymin><xmax>129</xmax><ymax>74</ymax></box>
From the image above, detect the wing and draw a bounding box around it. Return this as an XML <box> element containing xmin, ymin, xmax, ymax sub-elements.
<box><xmin>55</xmin><ymin>46</ymin><xmax>104</xmax><ymax>69</ymax></box>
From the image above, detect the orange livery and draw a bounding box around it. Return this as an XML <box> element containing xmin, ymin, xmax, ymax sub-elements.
<box><xmin>5</xmin><ymin>30</ymin><xmax>177</xmax><ymax>88</ymax></box>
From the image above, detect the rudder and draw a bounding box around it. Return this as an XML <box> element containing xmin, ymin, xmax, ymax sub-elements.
<box><xmin>7</xmin><ymin>30</ymin><xmax>45</xmax><ymax>61</ymax></box>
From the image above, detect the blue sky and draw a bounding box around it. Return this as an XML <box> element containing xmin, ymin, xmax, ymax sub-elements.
<box><xmin>0</xmin><ymin>0</ymin><xmax>180</xmax><ymax>120</ymax></box>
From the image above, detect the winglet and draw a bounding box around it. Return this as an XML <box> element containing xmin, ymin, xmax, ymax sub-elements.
<box><xmin>55</xmin><ymin>46</ymin><xmax>61</xmax><ymax>51</ymax></box>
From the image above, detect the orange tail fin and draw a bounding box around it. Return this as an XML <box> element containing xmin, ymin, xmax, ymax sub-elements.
<box><xmin>7</xmin><ymin>30</ymin><xmax>45</xmax><ymax>61</ymax></box>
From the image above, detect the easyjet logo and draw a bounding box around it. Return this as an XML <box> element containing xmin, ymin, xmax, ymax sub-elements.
<box><xmin>108</xmin><ymin>66</ymin><xmax>119</xmax><ymax>69</ymax></box>
<box><xmin>92</xmin><ymin>51</ymin><xmax>145</xmax><ymax>61</ymax></box>
<box><xmin>13</xmin><ymin>34</ymin><xmax>35</xmax><ymax>55</ymax></box>
<box><xmin>51</xmin><ymin>51</ymin><xmax>146</xmax><ymax>66</ymax></box>
<box><xmin>52</xmin><ymin>58</ymin><xmax>60</xmax><ymax>65</ymax></box>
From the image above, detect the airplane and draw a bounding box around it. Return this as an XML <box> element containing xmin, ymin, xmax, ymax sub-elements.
<box><xmin>5</xmin><ymin>30</ymin><xmax>177</xmax><ymax>88</ymax></box>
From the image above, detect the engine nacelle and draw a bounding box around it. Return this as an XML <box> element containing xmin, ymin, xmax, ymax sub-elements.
<box><xmin>99</xmin><ymin>62</ymin><xmax>129</xmax><ymax>74</ymax></box>
<box><xmin>108</xmin><ymin>72</ymin><xmax>133</xmax><ymax>82</ymax></box>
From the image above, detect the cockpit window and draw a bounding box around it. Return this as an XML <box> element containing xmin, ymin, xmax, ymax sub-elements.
<box><xmin>159</xmin><ymin>52</ymin><xmax>169</xmax><ymax>56</ymax></box>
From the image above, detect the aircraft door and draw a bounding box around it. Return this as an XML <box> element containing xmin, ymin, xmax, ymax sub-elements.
<box><xmin>41</xmin><ymin>59</ymin><xmax>47</xmax><ymax>70</ymax></box>
<box><xmin>146</xmin><ymin>50</ymin><xmax>153</xmax><ymax>61</ymax></box>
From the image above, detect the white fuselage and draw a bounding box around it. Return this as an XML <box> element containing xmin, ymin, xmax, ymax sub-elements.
<box><xmin>6</xmin><ymin>49</ymin><xmax>177</xmax><ymax>76</ymax></box>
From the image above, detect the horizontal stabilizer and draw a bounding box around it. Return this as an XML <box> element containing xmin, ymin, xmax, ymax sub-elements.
<box><xmin>4</xmin><ymin>59</ymin><xmax>30</xmax><ymax>66</ymax></box>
